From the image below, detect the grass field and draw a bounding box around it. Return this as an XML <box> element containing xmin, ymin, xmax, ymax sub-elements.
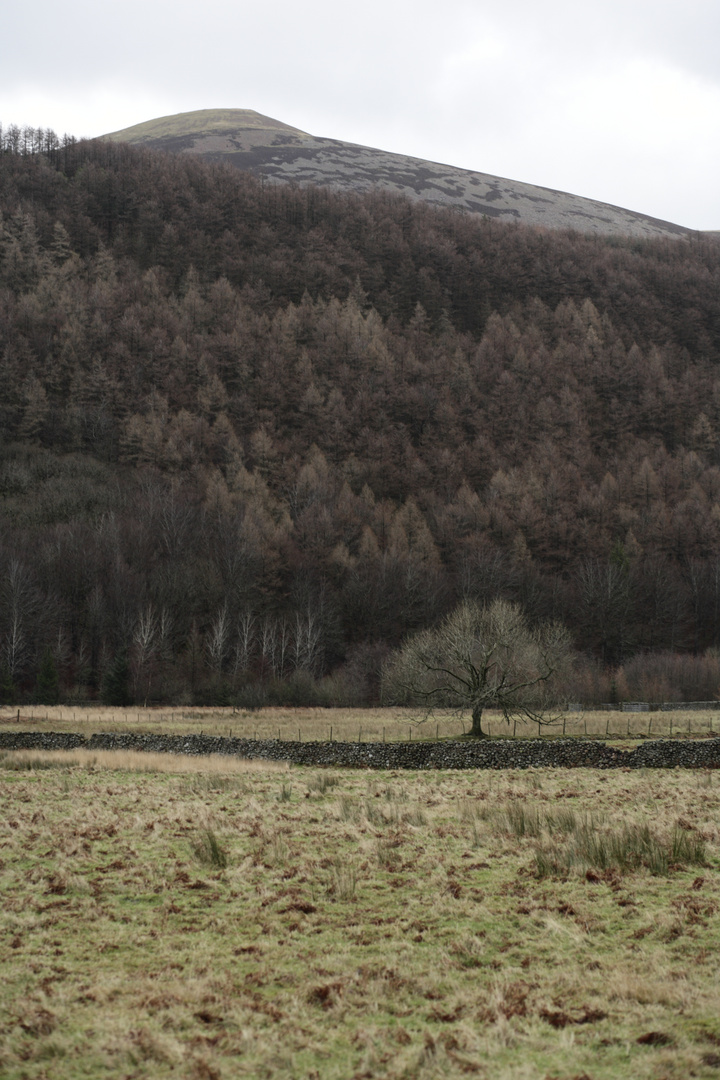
<box><xmin>2</xmin><ymin>705</ymin><xmax>719</xmax><ymax>743</ymax></box>
<box><xmin>1</xmin><ymin>746</ymin><xmax>720</xmax><ymax>1079</ymax></box>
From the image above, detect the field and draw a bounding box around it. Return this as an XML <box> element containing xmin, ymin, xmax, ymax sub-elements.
<box><xmin>3</xmin><ymin>705</ymin><xmax>719</xmax><ymax>743</ymax></box>
<box><xmin>1</xmin><ymin>742</ymin><xmax>720</xmax><ymax>1079</ymax></box>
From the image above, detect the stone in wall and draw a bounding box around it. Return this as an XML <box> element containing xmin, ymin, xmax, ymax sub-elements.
<box><xmin>1</xmin><ymin>731</ymin><xmax>720</xmax><ymax>769</ymax></box>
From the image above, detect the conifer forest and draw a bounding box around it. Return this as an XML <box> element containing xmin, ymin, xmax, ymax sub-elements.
<box><xmin>2</xmin><ymin>128</ymin><xmax>720</xmax><ymax>706</ymax></box>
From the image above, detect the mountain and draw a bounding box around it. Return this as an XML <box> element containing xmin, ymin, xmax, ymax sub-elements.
<box><xmin>105</xmin><ymin>109</ymin><xmax>692</xmax><ymax>241</ymax></box>
<box><xmin>2</xmin><ymin>130</ymin><xmax>720</xmax><ymax>706</ymax></box>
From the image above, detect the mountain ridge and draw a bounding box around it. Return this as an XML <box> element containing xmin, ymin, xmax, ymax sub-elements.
<box><xmin>105</xmin><ymin>108</ymin><xmax>694</xmax><ymax>240</ymax></box>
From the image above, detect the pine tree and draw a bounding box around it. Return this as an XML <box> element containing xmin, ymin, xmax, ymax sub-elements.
<box><xmin>35</xmin><ymin>649</ymin><xmax>60</xmax><ymax>704</ymax></box>
<box><xmin>101</xmin><ymin>651</ymin><xmax>132</xmax><ymax>707</ymax></box>
<box><xmin>0</xmin><ymin>661</ymin><xmax>16</xmax><ymax>705</ymax></box>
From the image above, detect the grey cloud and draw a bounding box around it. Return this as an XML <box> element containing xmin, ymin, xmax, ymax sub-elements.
<box><xmin>1</xmin><ymin>0</ymin><xmax>718</xmax><ymax>228</ymax></box>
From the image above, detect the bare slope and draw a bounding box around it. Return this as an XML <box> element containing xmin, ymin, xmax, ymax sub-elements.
<box><xmin>105</xmin><ymin>108</ymin><xmax>692</xmax><ymax>239</ymax></box>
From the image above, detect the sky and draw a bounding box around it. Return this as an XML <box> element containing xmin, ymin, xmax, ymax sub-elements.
<box><xmin>3</xmin><ymin>0</ymin><xmax>719</xmax><ymax>230</ymax></box>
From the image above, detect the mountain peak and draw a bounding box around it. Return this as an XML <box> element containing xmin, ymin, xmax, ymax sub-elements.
<box><xmin>105</xmin><ymin>108</ymin><xmax>310</xmax><ymax>152</ymax></box>
<box><xmin>104</xmin><ymin>108</ymin><xmax>692</xmax><ymax>239</ymax></box>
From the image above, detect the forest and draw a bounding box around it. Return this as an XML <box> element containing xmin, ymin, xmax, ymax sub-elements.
<box><xmin>2</xmin><ymin>125</ymin><xmax>720</xmax><ymax>707</ymax></box>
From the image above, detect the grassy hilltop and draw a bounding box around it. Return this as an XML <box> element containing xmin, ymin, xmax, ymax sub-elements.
<box><xmin>104</xmin><ymin>108</ymin><xmax>693</xmax><ymax>237</ymax></box>
<box><xmin>105</xmin><ymin>108</ymin><xmax>310</xmax><ymax>147</ymax></box>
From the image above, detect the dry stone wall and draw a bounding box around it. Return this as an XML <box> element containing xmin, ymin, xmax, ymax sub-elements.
<box><xmin>1</xmin><ymin>731</ymin><xmax>720</xmax><ymax>769</ymax></box>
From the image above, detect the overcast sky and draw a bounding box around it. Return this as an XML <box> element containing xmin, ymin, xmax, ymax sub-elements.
<box><xmin>3</xmin><ymin>0</ymin><xmax>718</xmax><ymax>230</ymax></box>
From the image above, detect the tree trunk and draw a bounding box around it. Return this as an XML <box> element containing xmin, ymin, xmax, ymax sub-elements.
<box><xmin>470</xmin><ymin>703</ymin><xmax>488</xmax><ymax>738</ymax></box>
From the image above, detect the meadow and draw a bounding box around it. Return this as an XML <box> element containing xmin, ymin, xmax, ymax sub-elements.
<box><xmin>3</xmin><ymin>704</ymin><xmax>719</xmax><ymax>743</ymax></box>
<box><xmin>1</xmin><ymin>741</ymin><xmax>719</xmax><ymax>1079</ymax></box>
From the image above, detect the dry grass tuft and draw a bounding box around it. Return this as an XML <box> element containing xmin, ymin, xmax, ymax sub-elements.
<box><xmin>0</xmin><ymin>747</ymin><xmax>288</xmax><ymax>773</ymax></box>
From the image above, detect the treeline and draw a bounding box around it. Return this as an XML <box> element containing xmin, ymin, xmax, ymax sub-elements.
<box><xmin>2</xmin><ymin>131</ymin><xmax>720</xmax><ymax>706</ymax></box>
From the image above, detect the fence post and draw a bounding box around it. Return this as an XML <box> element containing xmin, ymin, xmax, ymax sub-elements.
<box><xmin>670</xmin><ymin>715</ymin><xmax>673</xmax><ymax>737</ymax></box>
<box><xmin>563</xmin><ymin>715</ymin><xmax>566</xmax><ymax>736</ymax></box>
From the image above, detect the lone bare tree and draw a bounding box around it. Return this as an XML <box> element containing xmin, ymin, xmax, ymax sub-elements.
<box><xmin>382</xmin><ymin>599</ymin><xmax>572</xmax><ymax>737</ymax></box>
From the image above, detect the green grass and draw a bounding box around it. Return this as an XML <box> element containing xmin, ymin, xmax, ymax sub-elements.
<box><xmin>1</xmin><ymin>753</ymin><xmax>720</xmax><ymax>1078</ymax></box>
<box><xmin>104</xmin><ymin>108</ymin><xmax>309</xmax><ymax>142</ymax></box>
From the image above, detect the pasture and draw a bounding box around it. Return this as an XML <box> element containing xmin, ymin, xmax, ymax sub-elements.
<box><xmin>1</xmin><ymin>742</ymin><xmax>720</xmax><ymax>1078</ymax></box>
<box><xmin>3</xmin><ymin>704</ymin><xmax>719</xmax><ymax>742</ymax></box>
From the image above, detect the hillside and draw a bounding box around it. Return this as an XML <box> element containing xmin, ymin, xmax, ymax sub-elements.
<box><xmin>1</xmin><ymin>131</ymin><xmax>720</xmax><ymax>706</ymax></box>
<box><xmin>105</xmin><ymin>109</ymin><xmax>693</xmax><ymax>240</ymax></box>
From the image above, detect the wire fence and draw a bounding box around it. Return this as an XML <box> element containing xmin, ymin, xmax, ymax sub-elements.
<box><xmin>2</xmin><ymin>704</ymin><xmax>720</xmax><ymax>742</ymax></box>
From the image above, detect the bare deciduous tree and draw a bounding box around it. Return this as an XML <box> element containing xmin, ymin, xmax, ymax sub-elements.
<box><xmin>260</xmin><ymin>616</ymin><xmax>277</xmax><ymax>677</ymax></box>
<box><xmin>382</xmin><ymin>599</ymin><xmax>572</xmax><ymax>737</ymax></box>
<box><xmin>292</xmin><ymin>608</ymin><xmax>323</xmax><ymax>676</ymax></box>
<box><xmin>206</xmin><ymin>603</ymin><xmax>231</xmax><ymax>673</ymax></box>
<box><xmin>132</xmin><ymin>604</ymin><xmax>158</xmax><ymax>704</ymax></box>
<box><xmin>233</xmin><ymin>610</ymin><xmax>256</xmax><ymax>679</ymax></box>
<box><xmin>157</xmin><ymin>607</ymin><xmax>173</xmax><ymax>662</ymax></box>
<box><xmin>274</xmin><ymin>617</ymin><xmax>291</xmax><ymax>679</ymax></box>
<box><xmin>0</xmin><ymin>559</ymin><xmax>40</xmax><ymax>680</ymax></box>
<box><xmin>576</xmin><ymin>558</ymin><xmax>633</xmax><ymax>666</ymax></box>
